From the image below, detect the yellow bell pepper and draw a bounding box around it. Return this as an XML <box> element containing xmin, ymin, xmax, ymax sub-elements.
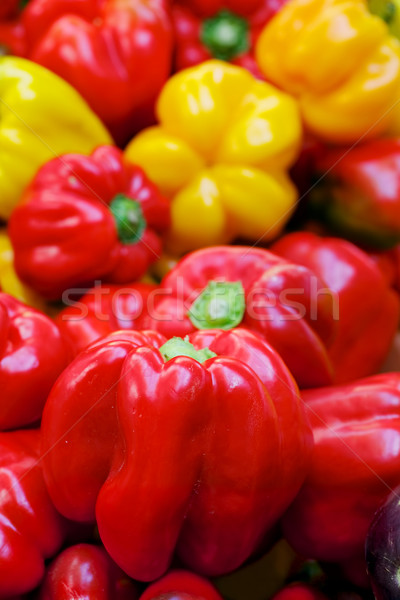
<box><xmin>0</xmin><ymin>230</ymin><xmax>46</xmax><ymax>311</ymax></box>
<box><xmin>0</xmin><ymin>57</ymin><xmax>112</xmax><ymax>220</ymax></box>
<box><xmin>125</xmin><ymin>60</ymin><xmax>302</xmax><ymax>254</ymax></box>
<box><xmin>256</xmin><ymin>0</ymin><xmax>400</xmax><ymax>144</ymax></box>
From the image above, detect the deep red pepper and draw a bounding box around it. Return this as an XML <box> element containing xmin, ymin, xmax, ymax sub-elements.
<box><xmin>55</xmin><ymin>281</ymin><xmax>157</xmax><ymax>357</ymax></box>
<box><xmin>171</xmin><ymin>0</ymin><xmax>287</xmax><ymax>78</ymax></box>
<box><xmin>140</xmin><ymin>570</ymin><xmax>223</xmax><ymax>600</ymax></box>
<box><xmin>41</xmin><ymin>328</ymin><xmax>312</xmax><ymax>581</ymax></box>
<box><xmin>309</xmin><ymin>139</ymin><xmax>400</xmax><ymax>249</ymax></box>
<box><xmin>282</xmin><ymin>373</ymin><xmax>400</xmax><ymax>571</ymax></box>
<box><xmin>39</xmin><ymin>543</ymin><xmax>139</xmax><ymax>600</ymax></box>
<box><xmin>0</xmin><ymin>1</ymin><xmax>26</xmax><ymax>56</ymax></box>
<box><xmin>0</xmin><ymin>429</ymin><xmax>65</xmax><ymax>597</ymax></box>
<box><xmin>271</xmin><ymin>584</ymin><xmax>328</xmax><ymax>600</ymax></box>
<box><xmin>0</xmin><ymin>292</ymin><xmax>69</xmax><ymax>430</ymax></box>
<box><xmin>271</xmin><ymin>231</ymin><xmax>400</xmax><ymax>384</ymax></box>
<box><xmin>9</xmin><ymin>146</ymin><xmax>170</xmax><ymax>300</ymax></box>
<box><xmin>2</xmin><ymin>0</ymin><xmax>173</xmax><ymax>144</ymax></box>
<box><xmin>369</xmin><ymin>243</ymin><xmax>400</xmax><ymax>295</ymax></box>
<box><xmin>0</xmin><ymin>1</ymin><xmax>20</xmax><ymax>20</ymax></box>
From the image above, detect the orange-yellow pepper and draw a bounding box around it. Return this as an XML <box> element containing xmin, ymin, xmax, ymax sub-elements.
<box><xmin>0</xmin><ymin>230</ymin><xmax>46</xmax><ymax>311</ymax></box>
<box><xmin>125</xmin><ymin>60</ymin><xmax>302</xmax><ymax>255</ymax></box>
<box><xmin>256</xmin><ymin>0</ymin><xmax>400</xmax><ymax>144</ymax></box>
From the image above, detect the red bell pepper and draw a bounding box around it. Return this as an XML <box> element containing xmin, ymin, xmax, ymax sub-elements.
<box><xmin>369</xmin><ymin>243</ymin><xmax>400</xmax><ymax>295</ymax></box>
<box><xmin>9</xmin><ymin>146</ymin><xmax>170</xmax><ymax>300</ymax></box>
<box><xmin>0</xmin><ymin>292</ymin><xmax>69</xmax><ymax>430</ymax></box>
<box><xmin>55</xmin><ymin>281</ymin><xmax>157</xmax><ymax>357</ymax></box>
<box><xmin>308</xmin><ymin>139</ymin><xmax>400</xmax><ymax>249</ymax></box>
<box><xmin>0</xmin><ymin>2</ymin><xmax>26</xmax><ymax>56</ymax></box>
<box><xmin>171</xmin><ymin>0</ymin><xmax>287</xmax><ymax>78</ymax></box>
<box><xmin>282</xmin><ymin>373</ymin><xmax>400</xmax><ymax>570</ymax></box>
<box><xmin>0</xmin><ymin>2</ymin><xmax>17</xmax><ymax>20</ymax></box>
<box><xmin>41</xmin><ymin>328</ymin><xmax>312</xmax><ymax>581</ymax></box>
<box><xmin>39</xmin><ymin>543</ymin><xmax>139</xmax><ymax>600</ymax></box>
<box><xmin>140</xmin><ymin>570</ymin><xmax>223</xmax><ymax>600</ymax></box>
<box><xmin>0</xmin><ymin>429</ymin><xmax>65</xmax><ymax>596</ymax></box>
<box><xmin>271</xmin><ymin>584</ymin><xmax>328</xmax><ymax>600</ymax></box>
<box><xmin>271</xmin><ymin>232</ymin><xmax>399</xmax><ymax>384</ymax></box>
<box><xmin>143</xmin><ymin>245</ymin><xmax>337</xmax><ymax>389</ymax></box>
<box><xmin>4</xmin><ymin>0</ymin><xmax>173</xmax><ymax>144</ymax></box>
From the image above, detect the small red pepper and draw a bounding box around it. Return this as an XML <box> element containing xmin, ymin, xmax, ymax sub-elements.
<box><xmin>282</xmin><ymin>373</ymin><xmax>400</xmax><ymax>569</ymax></box>
<box><xmin>271</xmin><ymin>584</ymin><xmax>328</xmax><ymax>600</ymax></box>
<box><xmin>0</xmin><ymin>429</ymin><xmax>65</xmax><ymax>597</ymax></box>
<box><xmin>140</xmin><ymin>570</ymin><xmax>223</xmax><ymax>599</ymax></box>
<box><xmin>55</xmin><ymin>281</ymin><xmax>157</xmax><ymax>357</ymax></box>
<box><xmin>3</xmin><ymin>0</ymin><xmax>173</xmax><ymax>144</ymax></box>
<box><xmin>369</xmin><ymin>243</ymin><xmax>400</xmax><ymax>295</ymax></box>
<box><xmin>271</xmin><ymin>232</ymin><xmax>400</xmax><ymax>384</ymax></box>
<box><xmin>9</xmin><ymin>146</ymin><xmax>170</xmax><ymax>300</ymax></box>
<box><xmin>39</xmin><ymin>543</ymin><xmax>139</xmax><ymax>600</ymax></box>
<box><xmin>171</xmin><ymin>0</ymin><xmax>287</xmax><ymax>78</ymax></box>
<box><xmin>309</xmin><ymin>139</ymin><xmax>400</xmax><ymax>249</ymax></box>
<box><xmin>41</xmin><ymin>328</ymin><xmax>312</xmax><ymax>581</ymax></box>
<box><xmin>0</xmin><ymin>292</ymin><xmax>69</xmax><ymax>430</ymax></box>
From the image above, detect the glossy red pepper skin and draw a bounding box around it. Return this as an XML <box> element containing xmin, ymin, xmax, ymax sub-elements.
<box><xmin>144</xmin><ymin>245</ymin><xmax>338</xmax><ymax>389</ymax></box>
<box><xmin>9</xmin><ymin>146</ymin><xmax>170</xmax><ymax>300</ymax></box>
<box><xmin>55</xmin><ymin>281</ymin><xmax>157</xmax><ymax>357</ymax></box>
<box><xmin>309</xmin><ymin>139</ymin><xmax>400</xmax><ymax>249</ymax></box>
<box><xmin>172</xmin><ymin>0</ymin><xmax>286</xmax><ymax>78</ymax></box>
<box><xmin>39</xmin><ymin>543</ymin><xmax>139</xmax><ymax>600</ymax></box>
<box><xmin>41</xmin><ymin>328</ymin><xmax>312</xmax><ymax>581</ymax></box>
<box><xmin>0</xmin><ymin>429</ymin><xmax>65</xmax><ymax>597</ymax></box>
<box><xmin>282</xmin><ymin>373</ymin><xmax>400</xmax><ymax>567</ymax></box>
<box><xmin>272</xmin><ymin>584</ymin><xmax>328</xmax><ymax>600</ymax></box>
<box><xmin>140</xmin><ymin>570</ymin><xmax>223</xmax><ymax>600</ymax></box>
<box><xmin>271</xmin><ymin>232</ymin><xmax>400</xmax><ymax>384</ymax></box>
<box><xmin>369</xmin><ymin>244</ymin><xmax>400</xmax><ymax>295</ymax></box>
<box><xmin>0</xmin><ymin>292</ymin><xmax>69</xmax><ymax>430</ymax></box>
<box><xmin>7</xmin><ymin>0</ymin><xmax>173</xmax><ymax>144</ymax></box>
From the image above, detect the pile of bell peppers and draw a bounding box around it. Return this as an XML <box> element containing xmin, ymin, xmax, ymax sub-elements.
<box><xmin>2</xmin><ymin>0</ymin><xmax>400</xmax><ymax>599</ymax></box>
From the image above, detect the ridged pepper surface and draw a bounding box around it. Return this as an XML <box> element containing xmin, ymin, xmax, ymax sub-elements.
<box><xmin>126</xmin><ymin>60</ymin><xmax>302</xmax><ymax>254</ymax></box>
<box><xmin>41</xmin><ymin>329</ymin><xmax>312</xmax><ymax>581</ymax></box>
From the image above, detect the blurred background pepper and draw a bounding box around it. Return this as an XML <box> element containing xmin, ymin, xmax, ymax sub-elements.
<box><xmin>171</xmin><ymin>0</ymin><xmax>287</xmax><ymax>77</ymax></box>
<box><xmin>0</xmin><ymin>0</ymin><xmax>173</xmax><ymax>145</ymax></box>
<box><xmin>256</xmin><ymin>0</ymin><xmax>400</xmax><ymax>143</ymax></box>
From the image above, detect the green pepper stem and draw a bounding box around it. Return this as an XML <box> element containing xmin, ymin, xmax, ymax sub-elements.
<box><xmin>109</xmin><ymin>194</ymin><xmax>146</xmax><ymax>245</ymax></box>
<box><xmin>160</xmin><ymin>337</ymin><xmax>217</xmax><ymax>363</ymax></box>
<box><xmin>201</xmin><ymin>9</ymin><xmax>249</xmax><ymax>61</ymax></box>
<box><xmin>188</xmin><ymin>280</ymin><xmax>245</xmax><ymax>330</ymax></box>
<box><xmin>368</xmin><ymin>1</ymin><xmax>396</xmax><ymax>26</ymax></box>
